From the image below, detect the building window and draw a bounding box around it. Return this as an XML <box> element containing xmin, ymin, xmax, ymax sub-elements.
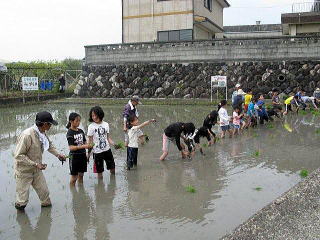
<box><xmin>157</xmin><ymin>29</ymin><xmax>193</xmax><ymax>42</ymax></box>
<box><xmin>158</xmin><ymin>31</ymin><xmax>169</xmax><ymax>41</ymax></box>
<box><xmin>204</xmin><ymin>0</ymin><xmax>212</xmax><ymax>11</ymax></box>
<box><xmin>169</xmin><ymin>30</ymin><xmax>180</xmax><ymax>41</ymax></box>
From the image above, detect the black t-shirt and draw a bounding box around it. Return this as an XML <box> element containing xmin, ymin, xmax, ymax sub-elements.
<box><xmin>66</xmin><ymin>128</ymin><xmax>86</xmax><ymax>154</ymax></box>
<box><xmin>203</xmin><ymin>111</ymin><xmax>218</xmax><ymax>129</ymax></box>
<box><xmin>194</xmin><ymin>127</ymin><xmax>211</xmax><ymax>144</ymax></box>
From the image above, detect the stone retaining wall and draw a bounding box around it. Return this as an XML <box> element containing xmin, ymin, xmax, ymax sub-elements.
<box><xmin>74</xmin><ymin>61</ymin><xmax>320</xmax><ymax>98</ymax></box>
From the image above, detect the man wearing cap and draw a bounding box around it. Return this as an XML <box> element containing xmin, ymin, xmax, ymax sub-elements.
<box><xmin>313</xmin><ymin>88</ymin><xmax>320</xmax><ymax>101</ymax></box>
<box><xmin>232</xmin><ymin>83</ymin><xmax>246</xmax><ymax>109</ymax></box>
<box><xmin>14</xmin><ymin>111</ymin><xmax>66</xmax><ymax>210</ymax></box>
<box><xmin>123</xmin><ymin>96</ymin><xmax>141</xmax><ymax>146</ymax></box>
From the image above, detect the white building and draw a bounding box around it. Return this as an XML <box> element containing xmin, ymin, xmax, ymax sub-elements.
<box><xmin>122</xmin><ymin>0</ymin><xmax>230</xmax><ymax>43</ymax></box>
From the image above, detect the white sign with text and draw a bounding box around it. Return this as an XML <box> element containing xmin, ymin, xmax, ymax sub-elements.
<box><xmin>211</xmin><ymin>76</ymin><xmax>227</xmax><ymax>88</ymax></box>
<box><xmin>22</xmin><ymin>77</ymin><xmax>39</xmax><ymax>91</ymax></box>
<box><xmin>211</xmin><ymin>75</ymin><xmax>227</xmax><ymax>102</ymax></box>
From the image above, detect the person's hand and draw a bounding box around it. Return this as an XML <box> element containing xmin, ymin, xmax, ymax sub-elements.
<box><xmin>57</xmin><ymin>154</ymin><xmax>66</xmax><ymax>165</ymax></box>
<box><xmin>36</xmin><ymin>163</ymin><xmax>47</xmax><ymax>170</ymax></box>
<box><xmin>123</xmin><ymin>126</ymin><xmax>127</xmax><ymax>132</ymax></box>
<box><xmin>58</xmin><ymin>154</ymin><xmax>66</xmax><ymax>161</ymax></box>
<box><xmin>181</xmin><ymin>151</ymin><xmax>188</xmax><ymax>159</ymax></box>
<box><xmin>85</xmin><ymin>143</ymin><xmax>94</xmax><ymax>149</ymax></box>
<box><xmin>149</xmin><ymin>119</ymin><xmax>156</xmax><ymax>123</ymax></box>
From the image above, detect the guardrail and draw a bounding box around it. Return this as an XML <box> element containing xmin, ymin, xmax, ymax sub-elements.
<box><xmin>292</xmin><ymin>2</ymin><xmax>320</xmax><ymax>13</ymax></box>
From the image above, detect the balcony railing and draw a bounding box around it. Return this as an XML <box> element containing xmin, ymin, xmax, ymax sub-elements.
<box><xmin>292</xmin><ymin>1</ymin><xmax>320</xmax><ymax>13</ymax></box>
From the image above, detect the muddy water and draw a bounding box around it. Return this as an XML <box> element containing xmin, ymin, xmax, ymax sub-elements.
<box><xmin>0</xmin><ymin>104</ymin><xmax>320</xmax><ymax>240</ymax></box>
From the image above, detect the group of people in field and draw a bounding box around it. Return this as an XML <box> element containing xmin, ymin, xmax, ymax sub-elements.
<box><xmin>160</xmin><ymin>84</ymin><xmax>320</xmax><ymax>161</ymax></box>
<box><xmin>13</xmin><ymin>85</ymin><xmax>320</xmax><ymax>210</ymax></box>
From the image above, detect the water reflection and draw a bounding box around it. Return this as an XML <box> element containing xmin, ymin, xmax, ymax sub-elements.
<box><xmin>17</xmin><ymin>208</ymin><xmax>52</xmax><ymax>240</ymax></box>
<box><xmin>70</xmin><ymin>185</ymin><xmax>92</xmax><ymax>240</ymax></box>
<box><xmin>124</xmin><ymin>159</ymin><xmax>224</xmax><ymax>223</ymax></box>
<box><xmin>93</xmin><ymin>177</ymin><xmax>115</xmax><ymax>240</ymax></box>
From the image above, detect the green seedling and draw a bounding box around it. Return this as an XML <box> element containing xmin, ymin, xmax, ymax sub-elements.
<box><xmin>252</xmin><ymin>150</ymin><xmax>260</xmax><ymax>157</ymax></box>
<box><xmin>311</xmin><ymin>110</ymin><xmax>320</xmax><ymax>116</ymax></box>
<box><xmin>299</xmin><ymin>110</ymin><xmax>308</xmax><ymax>115</ymax></box>
<box><xmin>114</xmin><ymin>142</ymin><xmax>125</xmax><ymax>150</ymax></box>
<box><xmin>186</xmin><ymin>185</ymin><xmax>196</xmax><ymax>193</ymax></box>
<box><xmin>316</xmin><ymin>129</ymin><xmax>320</xmax><ymax>134</ymax></box>
<box><xmin>252</xmin><ymin>133</ymin><xmax>258</xmax><ymax>137</ymax></box>
<box><xmin>202</xmin><ymin>143</ymin><xmax>208</xmax><ymax>148</ymax></box>
<box><xmin>266</xmin><ymin>104</ymin><xmax>272</xmax><ymax>110</ymax></box>
<box><xmin>266</xmin><ymin>124</ymin><xmax>274</xmax><ymax>129</ymax></box>
<box><xmin>300</xmin><ymin>169</ymin><xmax>309</xmax><ymax>178</ymax></box>
<box><xmin>254</xmin><ymin>187</ymin><xmax>262</xmax><ymax>191</ymax></box>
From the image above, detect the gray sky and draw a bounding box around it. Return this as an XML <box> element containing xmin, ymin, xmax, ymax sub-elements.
<box><xmin>0</xmin><ymin>0</ymin><xmax>303</xmax><ymax>62</ymax></box>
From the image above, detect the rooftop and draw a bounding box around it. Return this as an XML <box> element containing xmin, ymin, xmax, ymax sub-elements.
<box><xmin>224</xmin><ymin>24</ymin><xmax>282</xmax><ymax>33</ymax></box>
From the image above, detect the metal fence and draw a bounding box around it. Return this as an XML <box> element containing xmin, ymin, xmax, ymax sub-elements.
<box><xmin>0</xmin><ymin>67</ymin><xmax>81</xmax><ymax>96</ymax></box>
<box><xmin>292</xmin><ymin>1</ymin><xmax>320</xmax><ymax>13</ymax></box>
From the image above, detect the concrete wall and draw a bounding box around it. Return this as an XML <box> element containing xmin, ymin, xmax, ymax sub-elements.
<box><xmin>224</xmin><ymin>31</ymin><xmax>282</xmax><ymax>38</ymax></box>
<box><xmin>297</xmin><ymin>23</ymin><xmax>320</xmax><ymax>34</ymax></box>
<box><xmin>224</xmin><ymin>24</ymin><xmax>283</xmax><ymax>38</ymax></box>
<box><xmin>287</xmin><ymin>23</ymin><xmax>320</xmax><ymax>36</ymax></box>
<box><xmin>123</xmin><ymin>0</ymin><xmax>193</xmax><ymax>43</ymax></box>
<box><xmin>194</xmin><ymin>25</ymin><xmax>213</xmax><ymax>39</ymax></box>
<box><xmin>85</xmin><ymin>36</ymin><xmax>320</xmax><ymax>65</ymax></box>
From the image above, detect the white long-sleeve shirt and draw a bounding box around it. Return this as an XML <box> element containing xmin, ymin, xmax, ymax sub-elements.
<box><xmin>218</xmin><ymin>107</ymin><xmax>230</xmax><ymax>126</ymax></box>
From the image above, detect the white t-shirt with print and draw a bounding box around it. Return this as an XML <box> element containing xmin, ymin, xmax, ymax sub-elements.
<box><xmin>218</xmin><ymin>107</ymin><xmax>230</xmax><ymax>126</ymax></box>
<box><xmin>87</xmin><ymin>121</ymin><xmax>110</xmax><ymax>154</ymax></box>
<box><xmin>128</xmin><ymin>126</ymin><xmax>143</xmax><ymax>148</ymax></box>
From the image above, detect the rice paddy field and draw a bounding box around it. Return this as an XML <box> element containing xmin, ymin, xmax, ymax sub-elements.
<box><xmin>0</xmin><ymin>103</ymin><xmax>319</xmax><ymax>240</ymax></box>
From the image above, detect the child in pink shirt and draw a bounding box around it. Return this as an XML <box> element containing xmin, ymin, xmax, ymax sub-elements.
<box><xmin>233</xmin><ymin>107</ymin><xmax>244</xmax><ymax>136</ymax></box>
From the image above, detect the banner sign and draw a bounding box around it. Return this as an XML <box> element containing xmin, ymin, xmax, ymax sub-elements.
<box><xmin>211</xmin><ymin>76</ymin><xmax>227</xmax><ymax>88</ymax></box>
<box><xmin>22</xmin><ymin>77</ymin><xmax>38</xmax><ymax>91</ymax></box>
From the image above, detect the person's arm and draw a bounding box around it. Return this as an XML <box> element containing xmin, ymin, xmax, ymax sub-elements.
<box><xmin>107</xmin><ymin>133</ymin><xmax>115</xmax><ymax>146</ymax></box>
<box><xmin>47</xmin><ymin>137</ymin><xmax>60</xmax><ymax>157</ymax></box>
<box><xmin>175</xmin><ymin>135</ymin><xmax>183</xmax><ymax>151</ymax></box>
<box><xmin>14</xmin><ymin>134</ymin><xmax>38</xmax><ymax>167</ymax></box>
<box><xmin>311</xmin><ymin>98</ymin><xmax>318</xmax><ymax>109</ymax></box>
<box><xmin>47</xmin><ymin>136</ymin><xmax>66</xmax><ymax>161</ymax></box>
<box><xmin>136</xmin><ymin>119</ymin><xmax>156</xmax><ymax>129</ymax></box>
<box><xmin>123</xmin><ymin>120</ymin><xmax>127</xmax><ymax>131</ymax></box>
<box><xmin>87</xmin><ymin>135</ymin><xmax>93</xmax><ymax>145</ymax></box>
<box><xmin>123</xmin><ymin>106</ymin><xmax>130</xmax><ymax>131</ymax></box>
<box><xmin>68</xmin><ymin>144</ymin><xmax>90</xmax><ymax>151</ymax></box>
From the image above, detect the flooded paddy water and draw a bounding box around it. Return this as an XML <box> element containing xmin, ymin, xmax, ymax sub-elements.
<box><xmin>0</xmin><ymin>103</ymin><xmax>320</xmax><ymax>240</ymax></box>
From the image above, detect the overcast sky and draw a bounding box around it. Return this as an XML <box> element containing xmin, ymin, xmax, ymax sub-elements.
<box><xmin>0</xmin><ymin>0</ymin><xmax>304</xmax><ymax>62</ymax></box>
